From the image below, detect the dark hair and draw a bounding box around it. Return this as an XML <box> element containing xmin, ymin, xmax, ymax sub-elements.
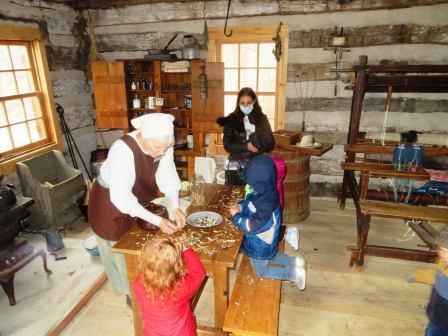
<box><xmin>231</xmin><ymin>87</ymin><xmax>263</xmax><ymax>120</ymax></box>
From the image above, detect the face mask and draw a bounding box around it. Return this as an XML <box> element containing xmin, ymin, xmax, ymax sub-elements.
<box><xmin>240</xmin><ymin>103</ymin><xmax>254</xmax><ymax>115</ymax></box>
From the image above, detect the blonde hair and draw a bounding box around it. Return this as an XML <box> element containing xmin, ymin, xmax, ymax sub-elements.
<box><xmin>138</xmin><ymin>236</ymin><xmax>187</xmax><ymax>301</ymax></box>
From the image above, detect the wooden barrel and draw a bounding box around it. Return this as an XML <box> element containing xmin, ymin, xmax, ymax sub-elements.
<box><xmin>270</xmin><ymin>148</ymin><xmax>311</xmax><ymax>223</ymax></box>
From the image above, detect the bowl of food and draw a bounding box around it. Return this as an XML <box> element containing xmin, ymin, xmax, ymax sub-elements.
<box><xmin>187</xmin><ymin>211</ymin><xmax>223</xmax><ymax>228</ymax></box>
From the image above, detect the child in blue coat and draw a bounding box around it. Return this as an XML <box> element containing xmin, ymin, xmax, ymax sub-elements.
<box><xmin>425</xmin><ymin>225</ymin><xmax>448</xmax><ymax>336</ymax></box>
<box><xmin>229</xmin><ymin>155</ymin><xmax>306</xmax><ymax>290</ymax></box>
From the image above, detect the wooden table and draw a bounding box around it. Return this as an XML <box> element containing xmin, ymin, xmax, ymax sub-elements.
<box><xmin>112</xmin><ymin>184</ymin><xmax>244</xmax><ymax>336</ymax></box>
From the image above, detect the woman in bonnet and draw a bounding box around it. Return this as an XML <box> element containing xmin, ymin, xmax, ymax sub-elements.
<box><xmin>88</xmin><ymin>113</ymin><xmax>186</xmax><ymax>299</ymax></box>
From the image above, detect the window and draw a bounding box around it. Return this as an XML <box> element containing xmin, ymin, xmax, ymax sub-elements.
<box><xmin>219</xmin><ymin>42</ymin><xmax>278</xmax><ymax>129</ymax></box>
<box><xmin>0</xmin><ymin>26</ymin><xmax>60</xmax><ymax>174</ymax></box>
<box><xmin>208</xmin><ymin>25</ymin><xmax>289</xmax><ymax>131</ymax></box>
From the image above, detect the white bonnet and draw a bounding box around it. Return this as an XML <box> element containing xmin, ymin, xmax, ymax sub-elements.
<box><xmin>130</xmin><ymin>113</ymin><xmax>174</xmax><ymax>139</ymax></box>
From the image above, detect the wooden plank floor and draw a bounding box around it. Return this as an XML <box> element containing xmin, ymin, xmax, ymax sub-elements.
<box><xmin>61</xmin><ymin>199</ymin><xmax>438</xmax><ymax>336</ymax></box>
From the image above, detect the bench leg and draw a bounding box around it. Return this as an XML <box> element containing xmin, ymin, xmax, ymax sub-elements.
<box><xmin>39</xmin><ymin>249</ymin><xmax>52</xmax><ymax>274</ymax></box>
<box><xmin>213</xmin><ymin>266</ymin><xmax>229</xmax><ymax>330</ymax></box>
<box><xmin>1</xmin><ymin>275</ymin><xmax>16</xmax><ymax>306</ymax></box>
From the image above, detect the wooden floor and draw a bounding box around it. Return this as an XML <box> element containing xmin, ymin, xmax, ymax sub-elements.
<box><xmin>62</xmin><ymin>199</ymin><xmax>438</xmax><ymax>336</ymax></box>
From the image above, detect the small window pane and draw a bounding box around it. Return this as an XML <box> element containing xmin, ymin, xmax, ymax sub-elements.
<box><xmin>5</xmin><ymin>99</ymin><xmax>26</xmax><ymax>124</ymax></box>
<box><xmin>0</xmin><ymin>72</ymin><xmax>18</xmax><ymax>97</ymax></box>
<box><xmin>10</xmin><ymin>122</ymin><xmax>30</xmax><ymax>148</ymax></box>
<box><xmin>15</xmin><ymin>71</ymin><xmax>35</xmax><ymax>94</ymax></box>
<box><xmin>240</xmin><ymin>44</ymin><xmax>257</xmax><ymax>68</ymax></box>
<box><xmin>224</xmin><ymin>69</ymin><xmax>238</xmax><ymax>92</ymax></box>
<box><xmin>240</xmin><ymin>69</ymin><xmax>257</xmax><ymax>89</ymax></box>
<box><xmin>10</xmin><ymin>45</ymin><xmax>30</xmax><ymax>69</ymax></box>
<box><xmin>0</xmin><ymin>46</ymin><xmax>12</xmax><ymax>70</ymax></box>
<box><xmin>23</xmin><ymin>97</ymin><xmax>42</xmax><ymax>119</ymax></box>
<box><xmin>259</xmin><ymin>43</ymin><xmax>277</xmax><ymax>68</ymax></box>
<box><xmin>258</xmin><ymin>69</ymin><xmax>277</xmax><ymax>92</ymax></box>
<box><xmin>224</xmin><ymin>95</ymin><xmax>237</xmax><ymax>116</ymax></box>
<box><xmin>0</xmin><ymin>103</ymin><xmax>7</xmax><ymax>127</ymax></box>
<box><xmin>258</xmin><ymin>95</ymin><xmax>276</xmax><ymax>119</ymax></box>
<box><xmin>221</xmin><ymin>44</ymin><xmax>238</xmax><ymax>68</ymax></box>
<box><xmin>0</xmin><ymin>127</ymin><xmax>13</xmax><ymax>153</ymax></box>
<box><xmin>28</xmin><ymin>118</ymin><xmax>46</xmax><ymax>142</ymax></box>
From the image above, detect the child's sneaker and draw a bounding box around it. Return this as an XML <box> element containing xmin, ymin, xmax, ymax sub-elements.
<box><xmin>293</xmin><ymin>267</ymin><xmax>306</xmax><ymax>290</ymax></box>
<box><xmin>294</xmin><ymin>256</ymin><xmax>306</xmax><ymax>269</ymax></box>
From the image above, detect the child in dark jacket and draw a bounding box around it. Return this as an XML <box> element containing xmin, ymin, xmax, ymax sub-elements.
<box><xmin>426</xmin><ymin>225</ymin><xmax>448</xmax><ymax>336</ymax></box>
<box><xmin>132</xmin><ymin>236</ymin><xmax>206</xmax><ymax>336</ymax></box>
<box><xmin>229</xmin><ymin>155</ymin><xmax>306</xmax><ymax>290</ymax></box>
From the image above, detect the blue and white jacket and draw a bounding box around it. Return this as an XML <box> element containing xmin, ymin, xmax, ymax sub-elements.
<box><xmin>232</xmin><ymin>155</ymin><xmax>281</xmax><ymax>260</ymax></box>
<box><xmin>427</xmin><ymin>260</ymin><xmax>448</xmax><ymax>332</ymax></box>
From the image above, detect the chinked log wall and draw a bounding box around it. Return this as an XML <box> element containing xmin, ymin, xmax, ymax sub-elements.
<box><xmin>91</xmin><ymin>0</ymin><xmax>448</xmax><ymax>196</ymax></box>
<box><xmin>1</xmin><ymin>0</ymin><xmax>96</xmax><ymax>188</ymax></box>
<box><xmin>5</xmin><ymin>0</ymin><xmax>447</xmax><ymax>197</ymax></box>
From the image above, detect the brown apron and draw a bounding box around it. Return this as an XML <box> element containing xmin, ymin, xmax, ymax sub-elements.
<box><xmin>88</xmin><ymin>135</ymin><xmax>159</xmax><ymax>241</ymax></box>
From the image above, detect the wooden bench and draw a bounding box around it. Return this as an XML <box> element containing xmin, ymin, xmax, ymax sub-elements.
<box><xmin>223</xmin><ymin>239</ymin><xmax>285</xmax><ymax>336</ymax></box>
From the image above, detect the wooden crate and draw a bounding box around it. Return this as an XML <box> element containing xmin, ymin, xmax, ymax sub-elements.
<box><xmin>273</xmin><ymin>129</ymin><xmax>300</xmax><ymax>146</ymax></box>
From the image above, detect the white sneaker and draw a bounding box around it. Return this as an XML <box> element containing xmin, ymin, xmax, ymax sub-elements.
<box><xmin>293</xmin><ymin>267</ymin><xmax>306</xmax><ymax>291</ymax></box>
<box><xmin>294</xmin><ymin>256</ymin><xmax>306</xmax><ymax>269</ymax></box>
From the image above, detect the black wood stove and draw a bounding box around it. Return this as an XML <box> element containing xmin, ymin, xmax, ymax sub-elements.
<box><xmin>0</xmin><ymin>178</ymin><xmax>52</xmax><ymax>306</ymax></box>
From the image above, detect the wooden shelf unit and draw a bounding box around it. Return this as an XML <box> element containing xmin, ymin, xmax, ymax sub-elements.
<box><xmin>92</xmin><ymin>59</ymin><xmax>225</xmax><ymax>180</ymax></box>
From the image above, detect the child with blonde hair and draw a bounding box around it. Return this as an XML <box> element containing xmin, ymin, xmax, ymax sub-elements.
<box><xmin>132</xmin><ymin>236</ymin><xmax>206</xmax><ymax>336</ymax></box>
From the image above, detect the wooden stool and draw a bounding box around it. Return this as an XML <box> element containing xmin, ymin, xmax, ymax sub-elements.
<box><xmin>0</xmin><ymin>238</ymin><xmax>52</xmax><ymax>306</ymax></box>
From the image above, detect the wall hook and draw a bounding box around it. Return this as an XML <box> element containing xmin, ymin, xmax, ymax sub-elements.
<box><xmin>224</xmin><ymin>0</ymin><xmax>233</xmax><ymax>37</ymax></box>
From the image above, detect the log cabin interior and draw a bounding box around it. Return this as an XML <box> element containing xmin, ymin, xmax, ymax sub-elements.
<box><xmin>1</xmin><ymin>1</ymin><xmax>448</xmax><ymax>335</ymax></box>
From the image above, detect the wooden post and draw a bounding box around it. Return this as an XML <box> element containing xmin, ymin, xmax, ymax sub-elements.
<box><xmin>340</xmin><ymin>55</ymin><xmax>368</xmax><ymax>209</ymax></box>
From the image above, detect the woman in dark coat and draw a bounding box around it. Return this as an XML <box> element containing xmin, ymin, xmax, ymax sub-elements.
<box><xmin>217</xmin><ymin>87</ymin><xmax>275</xmax><ymax>185</ymax></box>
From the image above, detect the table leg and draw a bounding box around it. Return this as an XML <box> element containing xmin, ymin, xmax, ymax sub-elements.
<box><xmin>213</xmin><ymin>265</ymin><xmax>229</xmax><ymax>329</ymax></box>
<box><xmin>125</xmin><ymin>255</ymin><xmax>143</xmax><ymax>336</ymax></box>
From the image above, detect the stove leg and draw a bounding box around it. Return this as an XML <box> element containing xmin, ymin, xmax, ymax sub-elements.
<box><xmin>39</xmin><ymin>249</ymin><xmax>52</xmax><ymax>274</ymax></box>
<box><xmin>1</xmin><ymin>275</ymin><xmax>16</xmax><ymax>306</ymax></box>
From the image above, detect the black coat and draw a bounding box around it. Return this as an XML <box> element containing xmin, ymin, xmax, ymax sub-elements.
<box><xmin>217</xmin><ymin>110</ymin><xmax>275</xmax><ymax>161</ymax></box>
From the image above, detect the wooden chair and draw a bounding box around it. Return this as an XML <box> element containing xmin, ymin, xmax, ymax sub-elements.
<box><xmin>223</xmin><ymin>239</ymin><xmax>285</xmax><ymax>336</ymax></box>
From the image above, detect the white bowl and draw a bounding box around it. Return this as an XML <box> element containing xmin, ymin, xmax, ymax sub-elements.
<box><xmin>187</xmin><ymin>211</ymin><xmax>223</xmax><ymax>228</ymax></box>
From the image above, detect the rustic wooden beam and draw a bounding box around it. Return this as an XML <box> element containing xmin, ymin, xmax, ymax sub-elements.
<box><xmin>286</xmin><ymin>96</ymin><xmax>448</xmax><ymax>113</ymax></box>
<box><xmin>53</xmin><ymin>0</ymin><xmax>448</xmax><ymax>13</ymax></box>
<box><xmin>361</xmin><ymin>86</ymin><xmax>448</xmax><ymax>93</ymax></box>
<box><xmin>354</xmin><ymin>64</ymin><xmax>448</xmax><ymax>73</ymax></box>
<box><xmin>366</xmin><ymin>189</ymin><xmax>448</xmax><ymax>206</ymax></box>
<box><xmin>347</xmin><ymin>244</ymin><xmax>437</xmax><ymax>263</ymax></box>
<box><xmin>344</xmin><ymin>144</ymin><xmax>448</xmax><ymax>157</ymax></box>
<box><xmin>289</xmin><ymin>24</ymin><xmax>448</xmax><ymax>49</ymax></box>
<box><xmin>367</xmin><ymin>75</ymin><xmax>448</xmax><ymax>87</ymax></box>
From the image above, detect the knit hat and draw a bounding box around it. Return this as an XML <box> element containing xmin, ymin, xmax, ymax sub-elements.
<box><xmin>130</xmin><ymin>113</ymin><xmax>174</xmax><ymax>139</ymax></box>
<box><xmin>436</xmin><ymin>225</ymin><xmax>448</xmax><ymax>249</ymax></box>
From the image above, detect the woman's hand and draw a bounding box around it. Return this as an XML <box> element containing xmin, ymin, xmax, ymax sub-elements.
<box><xmin>229</xmin><ymin>203</ymin><xmax>241</xmax><ymax>216</ymax></box>
<box><xmin>247</xmin><ymin>142</ymin><xmax>258</xmax><ymax>153</ymax></box>
<box><xmin>160</xmin><ymin>218</ymin><xmax>178</xmax><ymax>234</ymax></box>
<box><xmin>173</xmin><ymin>208</ymin><xmax>187</xmax><ymax>229</ymax></box>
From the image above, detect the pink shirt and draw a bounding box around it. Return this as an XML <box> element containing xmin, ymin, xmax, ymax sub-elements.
<box><xmin>132</xmin><ymin>248</ymin><xmax>206</xmax><ymax>336</ymax></box>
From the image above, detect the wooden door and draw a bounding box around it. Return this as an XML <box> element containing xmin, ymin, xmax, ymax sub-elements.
<box><xmin>92</xmin><ymin>61</ymin><xmax>128</xmax><ymax>129</ymax></box>
<box><xmin>191</xmin><ymin>61</ymin><xmax>224</xmax><ymax>133</ymax></box>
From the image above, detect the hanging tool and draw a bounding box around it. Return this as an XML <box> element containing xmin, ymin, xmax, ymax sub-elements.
<box><xmin>55</xmin><ymin>103</ymin><xmax>93</xmax><ymax>182</ymax></box>
<box><xmin>224</xmin><ymin>0</ymin><xmax>233</xmax><ymax>37</ymax></box>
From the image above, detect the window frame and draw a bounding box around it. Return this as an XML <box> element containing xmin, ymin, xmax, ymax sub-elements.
<box><xmin>217</xmin><ymin>40</ymin><xmax>278</xmax><ymax>127</ymax></box>
<box><xmin>0</xmin><ymin>25</ymin><xmax>61</xmax><ymax>175</ymax></box>
<box><xmin>207</xmin><ymin>25</ymin><xmax>289</xmax><ymax>131</ymax></box>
